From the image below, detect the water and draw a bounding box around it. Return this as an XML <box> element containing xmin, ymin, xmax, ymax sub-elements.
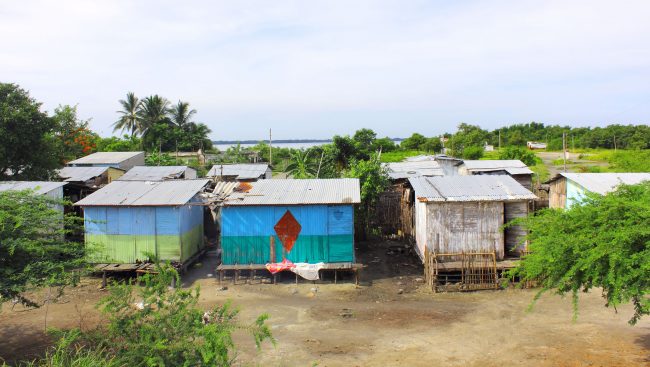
<box><xmin>213</xmin><ymin>141</ymin><xmax>327</xmax><ymax>151</ymax></box>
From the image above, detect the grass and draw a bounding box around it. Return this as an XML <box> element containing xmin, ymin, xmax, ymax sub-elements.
<box><xmin>530</xmin><ymin>162</ymin><xmax>551</xmax><ymax>183</ymax></box>
<box><xmin>379</xmin><ymin>150</ymin><xmax>427</xmax><ymax>163</ymax></box>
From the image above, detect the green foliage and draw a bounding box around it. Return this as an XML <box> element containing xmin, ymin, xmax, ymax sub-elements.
<box><xmin>0</xmin><ymin>83</ymin><xmax>61</xmax><ymax>180</ymax></box>
<box><xmin>371</xmin><ymin>137</ymin><xmax>397</xmax><ymax>153</ymax></box>
<box><xmin>608</xmin><ymin>150</ymin><xmax>650</xmax><ymax>172</ymax></box>
<box><xmin>400</xmin><ymin>133</ymin><xmax>427</xmax><ymax>150</ymax></box>
<box><xmin>285</xmin><ymin>150</ymin><xmax>316</xmax><ymax>178</ymax></box>
<box><xmin>33</xmin><ymin>265</ymin><xmax>274</xmax><ymax>366</ymax></box>
<box><xmin>379</xmin><ymin>150</ymin><xmax>425</xmax><ymax>163</ymax></box>
<box><xmin>461</xmin><ymin>146</ymin><xmax>484</xmax><ymax>159</ymax></box>
<box><xmin>145</xmin><ymin>152</ymin><xmax>177</xmax><ymax>166</ymax></box>
<box><xmin>0</xmin><ymin>190</ymin><xmax>85</xmax><ymax>308</ymax></box>
<box><xmin>52</xmin><ymin>104</ymin><xmax>99</xmax><ymax>162</ymax></box>
<box><xmin>95</xmin><ymin>135</ymin><xmax>142</xmax><ymax>152</ymax></box>
<box><xmin>345</xmin><ymin>153</ymin><xmax>390</xmax><ymax>237</ymax></box>
<box><xmin>508</xmin><ymin>183</ymin><xmax>650</xmax><ymax>325</ymax></box>
<box><xmin>498</xmin><ymin>146</ymin><xmax>539</xmax><ymax>166</ymax></box>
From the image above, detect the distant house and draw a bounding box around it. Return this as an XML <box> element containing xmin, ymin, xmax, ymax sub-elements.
<box><xmin>57</xmin><ymin>166</ymin><xmax>126</xmax><ymax>203</ymax></box>
<box><xmin>409</xmin><ymin>175</ymin><xmax>536</xmax><ymax>260</ymax></box>
<box><xmin>457</xmin><ymin>160</ymin><xmax>534</xmax><ymax>190</ymax></box>
<box><xmin>547</xmin><ymin>173</ymin><xmax>650</xmax><ymax>209</ymax></box>
<box><xmin>75</xmin><ymin>180</ymin><xmax>210</xmax><ymax>264</ymax></box>
<box><xmin>207</xmin><ymin>163</ymin><xmax>271</xmax><ymax>181</ymax></box>
<box><xmin>67</xmin><ymin>151</ymin><xmax>145</xmax><ymax>171</ymax></box>
<box><xmin>117</xmin><ymin>166</ymin><xmax>197</xmax><ymax>181</ymax></box>
<box><xmin>219</xmin><ymin>179</ymin><xmax>361</xmax><ymax>266</ymax></box>
<box><xmin>527</xmin><ymin>141</ymin><xmax>547</xmax><ymax>150</ymax></box>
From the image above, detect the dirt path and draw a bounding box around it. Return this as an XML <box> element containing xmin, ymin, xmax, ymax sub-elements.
<box><xmin>1</xmin><ymin>241</ymin><xmax>648</xmax><ymax>366</ymax></box>
<box><xmin>536</xmin><ymin>151</ymin><xmax>611</xmax><ymax>177</ymax></box>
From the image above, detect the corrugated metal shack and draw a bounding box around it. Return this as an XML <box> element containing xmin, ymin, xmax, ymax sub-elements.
<box><xmin>376</xmin><ymin>160</ymin><xmax>443</xmax><ymax>239</ymax></box>
<box><xmin>547</xmin><ymin>172</ymin><xmax>650</xmax><ymax>208</ymax></box>
<box><xmin>67</xmin><ymin>151</ymin><xmax>145</xmax><ymax>171</ymax></box>
<box><xmin>219</xmin><ymin>178</ymin><xmax>360</xmax><ymax>266</ymax></box>
<box><xmin>457</xmin><ymin>160</ymin><xmax>534</xmax><ymax>190</ymax></box>
<box><xmin>409</xmin><ymin>175</ymin><xmax>536</xmax><ymax>261</ymax></box>
<box><xmin>75</xmin><ymin>179</ymin><xmax>210</xmax><ymax>264</ymax></box>
<box><xmin>57</xmin><ymin>166</ymin><xmax>125</xmax><ymax>203</ymax></box>
<box><xmin>117</xmin><ymin>166</ymin><xmax>197</xmax><ymax>181</ymax></box>
<box><xmin>207</xmin><ymin>163</ymin><xmax>272</xmax><ymax>181</ymax></box>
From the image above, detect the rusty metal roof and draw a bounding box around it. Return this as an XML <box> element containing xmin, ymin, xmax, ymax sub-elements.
<box><xmin>118</xmin><ymin>166</ymin><xmax>195</xmax><ymax>181</ymax></box>
<box><xmin>383</xmin><ymin>161</ymin><xmax>443</xmax><ymax>179</ymax></box>
<box><xmin>207</xmin><ymin>164</ymin><xmax>270</xmax><ymax>180</ymax></box>
<box><xmin>0</xmin><ymin>181</ymin><xmax>66</xmax><ymax>195</ymax></box>
<box><xmin>223</xmin><ymin>178</ymin><xmax>360</xmax><ymax>206</ymax></box>
<box><xmin>554</xmin><ymin>172</ymin><xmax>650</xmax><ymax>195</ymax></box>
<box><xmin>75</xmin><ymin>179</ymin><xmax>210</xmax><ymax>206</ymax></box>
<box><xmin>67</xmin><ymin>151</ymin><xmax>144</xmax><ymax>165</ymax></box>
<box><xmin>57</xmin><ymin>166</ymin><xmax>110</xmax><ymax>182</ymax></box>
<box><xmin>409</xmin><ymin>175</ymin><xmax>536</xmax><ymax>202</ymax></box>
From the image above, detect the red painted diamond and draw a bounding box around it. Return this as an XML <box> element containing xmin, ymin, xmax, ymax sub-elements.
<box><xmin>274</xmin><ymin>210</ymin><xmax>302</xmax><ymax>253</ymax></box>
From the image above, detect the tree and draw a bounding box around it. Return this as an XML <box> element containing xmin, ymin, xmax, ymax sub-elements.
<box><xmin>508</xmin><ymin>183</ymin><xmax>650</xmax><ymax>325</ymax></box>
<box><xmin>52</xmin><ymin>104</ymin><xmax>98</xmax><ymax>162</ymax></box>
<box><xmin>421</xmin><ymin>137</ymin><xmax>443</xmax><ymax>153</ymax></box>
<box><xmin>0</xmin><ymin>83</ymin><xmax>61</xmax><ymax>180</ymax></box>
<box><xmin>138</xmin><ymin>95</ymin><xmax>171</xmax><ymax>146</ymax></box>
<box><xmin>0</xmin><ymin>190</ymin><xmax>84</xmax><ymax>308</ymax></box>
<box><xmin>331</xmin><ymin>135</ymin><xmax>358</xmax><ymax>173</ymax></box>
<box><xmin>400</xmin><ymin>133</ymin><xmax>427</xmax><ymax>150</ymax></box>
<box><xmin>498</xmin><ymin>146</ymin><xmax>538</xmax><ymax>166</ymax></box>
<box><xmin>169</xmin><ymin>101</ymin><xmax>197</xmax><ymax>129</ymax></box>
<box><xmin>461</xmin><ymin>145</ymin><xmax>484</xmax><ymax>159</ymax></box>
<box><xmin>285</xmin><ymin>150</ymin><xmax>315</xmax><ymax>178</ymax></box>
<box><xmin>345</xmin><ymin>153</ymin><xmax>390</xmax><ymax>238</ymax></box>
<box><xmin>372</xmin><ymin>137</ymin><xmax>397</xmax><ymax>153</ymax></box>
<box><xmin>95</xmin><ymin>135</ymin><xmax>142</xmax><ymax>152</ymax></box>
<box><xmin>36</xmin><ymin>264</ymin><xmax>274</xmax><ymax>366</ymax></box>
<box><xmin>113</xmin><ymin>92</ymin><xmax>141</xmax><ymax>137</ymax></box>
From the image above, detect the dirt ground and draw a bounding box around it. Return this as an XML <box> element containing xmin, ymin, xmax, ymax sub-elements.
<box><xmin>1</xmin><ymin>240</ymin><xmax>648</xmax><ymax>366</ymax></box>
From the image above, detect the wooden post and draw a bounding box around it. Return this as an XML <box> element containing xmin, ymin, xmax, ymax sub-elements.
<box><xmin>334</xmin><ymin>270</ymin><xmax>338</xmax><ymax>284</ymax></box>
<box><xmin>270</xmin><ymin>236</ymin><xmax>276</xmax><ymax>263</ymax></box>
<box><xmin>102</xmin><ymin>271</ymin><xmax>107</xmax><ymax>288</ymax></box>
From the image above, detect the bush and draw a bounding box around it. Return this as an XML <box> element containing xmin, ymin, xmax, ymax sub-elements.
<box><xmin>498</xmin><ymin>146</ymin><xmax>538</xmax><ymax>166</ymax></box>
<box><xmin>462</xmin><ymin>146</ymin><xmax>484</xmax><ymax>159</ymax></box>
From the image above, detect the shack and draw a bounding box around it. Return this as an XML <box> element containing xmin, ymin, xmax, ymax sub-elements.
<box><xmin>218</xmin><ymin>178</ymin><xmax>361</xmax><ymax>280</ymax></box>
<box><xmin>457</xmin><ymin>160</ymin><xmax>534</xmax><ymax>190</ymax></box>
<box><xmin>409</xmin><ymin>175</ymin><xmax>536</xmax><ymax>261</ymax></box>
<box><xmin>57</xmin><ymin>166</ymin><xmax>125</xmax><ymax>203</ymax></box>
<box><xmin>207</xmin><ymin>163</ymin><xmax>272</xmax><ymax>181</ymax></box>
<box><xmin>75</xmin><ymin>179</ymin><xmax>210</xmax><ymax>266</ymax></box>
<box><xmin>117</xmin><ymin>166</ymin><xmax>197</xmax><ymax>181</ymax></box>
<box><xmin>547</xmin><ymin>172</ymin><xmax>650</xmax><ymax>209</ymax></box>
<box><xmin>67</xmin><ymin>151</ymin><xmax>145</xmax><ymax>171</ymax></box>
<box><xmin>0</xmin><ymin>181</ymin><xmax>66</xmax><ymax>214</ymax></box>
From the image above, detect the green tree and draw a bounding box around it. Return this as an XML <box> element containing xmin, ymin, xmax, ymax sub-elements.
<box><xmin>461</xmin><ymin>145</ymin><xmax>484</xmax><ymax>159</ymax></box>
<box><xmin>345</xmin><ymin>153</ymin><xmax>390</xmax><ymax>238</ymax></box>
<box><xmin>35</xmin><ymin>264</ymin><xmax>274</xmax><ymax>366</ymax></box>
<box><xmin>400</xmin><ymin>133</ymin><xmax>427</xmax><ymax>150</ymax></box>
<box><xmin>0</xmin><ymin>83</ymin><xmax>61</xmax><ymax>180</ymax></box>
<box><xmin>508</xmin><ymin>183</ymin><xmax>650</xmax><ymax>325</ymax></box>
<box><xmin>372</xmin><ymin>137</ymin><xmax>397</xmax><ymax>153</ymax></box>
<box><xmin>0</xmin><ymin>190</ymin><xmax>84</xmax><ymax>308</ymax></box>
<box><xmin>331</xmin><ymin>135</ymin><xmax>358</xmax><ymax>173</ymax></box>
<box><xmin>169</xmin><ymin>100</ymin><xmax>197</xmax><ymax>129</ymax></box>
<box><xmin>138</xmin><ymin>95</ymin><xmax>171</xmax><ymax>149</ymax></box>
<box><xmin>52</xmin><ymin>104</ymin><xmax>98</xmax><ymax>162</ymax></box>
<box><xmin>498</xmin><ymin>146</ymin><xmax>538</xmax><ymax>166</ymax></box>
<box><xmin>285</xmin><ymin>150</ymin><xmax>315</xmax><ymax>178</ymax></box>
<box><xmin>421</xmin><ymin>137</ymin><xmax>443</xmax><ymax>153</ymax></box>
<box><xmin>95</xmin><ymin>135</ymin><xmax>142</xmax><ymax>152</ymax></box>
<box><xmin>112</xmin><ymin>92</ymin><xmax>141</xmax><ymax>137</ymax></box>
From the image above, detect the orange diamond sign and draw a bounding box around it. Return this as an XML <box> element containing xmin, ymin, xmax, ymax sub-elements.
<box><xmin>274</xmin><ymin>210</ymin><xmax>302</xmax><ymax>253</ymax></box>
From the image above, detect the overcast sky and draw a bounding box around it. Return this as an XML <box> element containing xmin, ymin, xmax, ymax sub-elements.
<box><xmin>2</xmin><ymin>1</ymin><xmax>649</xmax><ymax>140</ymax></box>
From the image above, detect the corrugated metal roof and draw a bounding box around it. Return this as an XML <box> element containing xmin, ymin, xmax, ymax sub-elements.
<box><xmin>207</xmin><ymin>164</ymin><xmax>270</xmax><ymax>180</ymax></box>
<box><xmin>67</xmin><ymin>151</ymin><xmax>144</xmax><ymax>165</ymax></box>
<box><xmin>404</xmin><ymin>155</ymin><xmax>435</xmax><ymax>162</ymax></box>
<box><xmin>408</xmin><ymin>175</ymin><xmax>536</xmax><ymax>202</ymax></box>
<box><xmin>462</xmin><ymin>159</ymin><xmax>527</xmax><ymax>170</ymax></box>
<box><xmin>559</xmin><ymin>172</ymin><xmax>650</xmax><ymax>195</ymax></box>
<box><xmin>212</xmin><ymin>181</ymin><xmax>238</xmax><ymax>200</ymax></box>
<box><xmin>0</xmin><ymin>181</ymin><xmax>66</xmax><ymax>195</ymax></box>
<box><xmin>118</xmin><ymin>166</ymin><xmax>195</xmax><ymax>181</ymax></box>
<box><xmin>57</xmin><ymin>166</ymin><xmax>109</xmax><ymax>182</ymax></box>
<box><xmin>75</xmin><ymin>179</ymin><xmax>210</xmax><ymax>206</ymax></box>
<box><xmin>383</xmin><ymin>161</ymin><xmax>443</xmax><ymax>179</ymax></box>
<box><xmin>223</xmin><ymin>178</ymin><xmax>361</xmax><ymax>206</ymax></box>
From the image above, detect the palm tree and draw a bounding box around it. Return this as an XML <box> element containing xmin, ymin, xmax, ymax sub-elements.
<box><xmin>137</xmin><ymin>95</ymin><xmax>171</xmax><ymax>137</ymax></box>
<box><xmin>285</xmin><ymin>150</ymin><xmax>315</xmax><ymax>178</ymax></box>
<box><xmin>113</xmin><ymin>92</ymin><xmax>141</xmax><ymax>136</ymax></box>
<box><xmin>169</xmin><ymin>101</ymin><xmax>197</xmax><ymax>130</ymax></box>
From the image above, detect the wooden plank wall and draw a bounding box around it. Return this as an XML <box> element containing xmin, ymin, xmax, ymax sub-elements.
<box><xmin>548</xmin><ymin>178</ymin><xmax>567</xmax><ymax>208</ymax></box>
<box><xmin>504</xmin><ymin>201</ymin><xmax>528</xmax><ymax>256</ymax></box>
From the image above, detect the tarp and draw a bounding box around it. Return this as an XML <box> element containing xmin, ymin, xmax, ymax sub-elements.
<box><xmin>265</xmin><ymin>259</ymin><xmax>325</xmax><ymax>280</ymax></box>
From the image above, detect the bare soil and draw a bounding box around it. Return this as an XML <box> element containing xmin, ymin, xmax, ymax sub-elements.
<box><xmin>1</xmin><ymin>240</ymin><xmax>648</xmax><ymax>366</ymax></box>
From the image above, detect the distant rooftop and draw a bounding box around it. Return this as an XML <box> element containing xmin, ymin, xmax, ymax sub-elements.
<box><xmin>409</xmin><ymin>175</ymin><xmax>536</xmax><ymax>202</ymax></box>
<box><xmin>57</xmin><ymin>166</ymin><xmax>111</xmax><ymax>182</ymax></box>
<box><xmin>67</xmin><ymin>151</ymin><xmax>144</xmax><ymax>165</ymax></box>
<box><xmin>383</xmin><ymin>161</ymin><xmax>443</xmax><ymax>179</ymax></box>
<box><xmin>223</xmin><ymin>178</ymin><xmax>361</xmax><ymax>206</ymax></box>
<box><xmin>551</xmin><ymin>172</ymin><xmax>650</xmax><ymax>195</ymax></box>
<box><xmin>461</xmin><ymin>160</ymin><xmax>534</xmax><ymax>175</ymax></box>
<box><xmin>75</xmin><ymin>179</ymin><xmax>210</xmax><ymax>206</ymax></box>
<box><xmin>0</xmin><ymin>181</ymin><xmax>66</xmax><ymax>195</ymax></box>
<box><xmin>207</xmin><ymin>163</ymin><xmax>270</xmax><ymax>180</ymax></box>
<box><xmin>118</xmin><ymin>166</ymin><xmax>195</xmax><ymax>181</ymax></box>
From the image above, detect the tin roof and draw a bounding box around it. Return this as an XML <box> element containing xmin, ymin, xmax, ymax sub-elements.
<box><xmin>207</xmin><ymin>163</ymin><xmax>270</xmax><ymax>180</ymax></box>
<box><xmin>0</xmin><ymin>181</ymin><xmax>66</xmax><ymax>195</ymax></box>
<box><xmin>67</xmin><ymin>151</ymin><xmax>144</xmax><ymax>165</ymax></box>
<box><xmin>554</xmin><ymin>172</ymin><xmax>650</xmax><ymax>195</ymax></box>
<box><xmin>383</xmin><ymin>161</ymin><xmax>443</xmax><ymax>179</ymax></box>
<box><xmin>57</xmin><ymin>166</ymin><xmax>110</xmax><ymax>182</ymax></box>
<box><xmin>223</xmin><ymin>178</ymin><xmax>361</xmax><ymax>206</ymax></box>
<box><xmin>461</xmin><ymin>160</ymin><xmax>533</xmax><ymax>175</ymax></box>
<box><xmin>409</xmin><ymin>175</ymin><xmax>536</xmax><ymax>202</ymax></box>
<box><xmin>404</xmin><ymin>155</ymin><xmax>436</xmax><ymax>162</ymax></box>
<box><xmin>118</xmin><ymin>166</ymin><xmax>195</xmax><ymax>181</ymax></box>
<box><xmin>75</xmin><ymin>179</ymin><xmax>210</xmax><ymax>206</ymax></box>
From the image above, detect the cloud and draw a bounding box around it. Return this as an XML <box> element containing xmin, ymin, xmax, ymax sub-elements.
<box><xmin>1</xmin><ymin>0</ymin><xmax>649</xmax><ymax>139</ymax></box>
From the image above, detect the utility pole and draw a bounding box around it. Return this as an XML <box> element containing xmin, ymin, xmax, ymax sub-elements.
<box><xmin>269</xmin><ymin>128</ymin><xmax>273</xmax><ymax>165</ymax></box>
<box><xmin>562</xmin><ymin>132</ymin><xmax>567</xmax><ymax>173</ymax></box>
<box><xmin>613</xmin><ymin>134</ymin><xmax>617</xmax><ymax>151</ymax></box>
<box><xmin>498</xmin><ymin>130</ymin><xmax>501</xmax><ymax>150</ymax></box>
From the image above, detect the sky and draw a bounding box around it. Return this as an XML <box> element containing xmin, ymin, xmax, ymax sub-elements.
<box><xmin>1</xmin><ymin>1</ymin><xmax>649</xmax><ymax>140</ymax></box>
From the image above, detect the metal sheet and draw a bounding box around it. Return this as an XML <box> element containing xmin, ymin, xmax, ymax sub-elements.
<box><xmin>207</xmin><ymin>164</ymin><xmax>270</xmax><ymax>180</ymax></box>
<box><xmin>409</xmin><ymin>175</ymin><xmax>537</xmax><ymax>202</ymax></box>
<box><xmin>57</xmin><ymin>167</ymin><xmax>109</xmax><ymax>182</ymax></box>
<box><xmin>118</xmin><ymin>166</ymin><xmax>196</xmax><ymax>181</ymax></box>
<box><xmin>558</xmin><ymin>172</ymin><xmax>650</xmax><ymax>195</ymax></box>
<box><xmin>223</xmin><ymin>178</ymin><xmax>361</xmax><ymax>206</ymax></box>
<box><xmin>383</xmin><ymin>161</ymin><xmax>444</xmax><ymax>179</ymax></box>
<box><xmin>0</xmin><ymin>181</ymin><xmax>66</xmax><ymax>195</ymax></box>
<box><xmin>67</xmin><ymin>151</ymin><xmax>144</xmax><ymax>165</ymax></box>
<box><xmin>75</xmin><ymin>179</ymin><xmax>209</xmax><ymax>206</ymax></box>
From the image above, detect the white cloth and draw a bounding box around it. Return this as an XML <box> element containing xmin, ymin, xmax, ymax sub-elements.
<box><xmin>290</xmin><ymin>262</ymin><xmax>325</xmax><ymax>281</ymax></box>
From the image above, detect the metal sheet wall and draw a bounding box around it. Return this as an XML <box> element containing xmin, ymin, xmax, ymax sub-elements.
<box><xmin>221</xmin><ymin>204</ymin><xmax>354</xmax><ymax>265</ymax></box>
